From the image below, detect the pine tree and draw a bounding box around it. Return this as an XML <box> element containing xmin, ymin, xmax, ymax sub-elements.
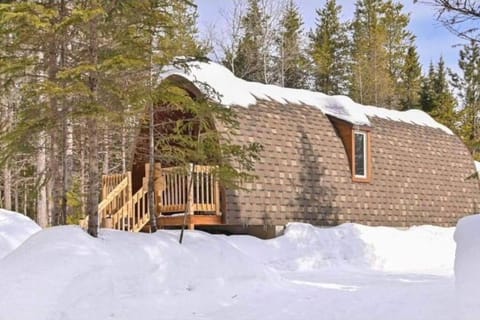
<box><xmin>351</xmin><ymin>0</ymin><xmax>414</xmax><ymax>108</ymax></box>
<box><xmin>163</xmin><ymin>0</ymin><xmax>208</xmax><ymax>57</ymax></box>
<box><xmin>399</xmin><ymin>46</ymin><xmax>422</xmax><ymax>110</ymax></box>
<box><xmin>0</xmin><ymin>1</ymin><xmax>263</xmax><ymax>237</ymax></box>
<box><xmin>419</xmin><ymin>57</ymin><xmax>457</xmax><ymax>130</ymax></box>
<box><xmin>452</xmin><ymin>40</ymin><xmax>480</xmax><ymax>159</ymax></box>
<box><xmin>223</xmin><ymin>0</ymin><xmax>273</xmax><ymax>83</ymax></box>
<box><xmin>309</xmin><ymin>0</ymin><xmax>350</xmax><ymax>95</ymax></box>
<box><xmin>277</xmin><ymin>0</ymin><xmax>307</xmax><ymax>89</ymax></box>
<box><xmin>0</xmin><ymin>0</ymin><xmax>210</xmax><ymax>235</ymax></box>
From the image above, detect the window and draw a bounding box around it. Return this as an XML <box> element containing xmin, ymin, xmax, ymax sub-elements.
<box><xmin>328</xmin><ymin>117</ymin><xmax>372</xmax><ymax>183</ymax></box>
<box><xmin>352</xmin><ymin>131</ymin><xmax>370</xmax><ymax>182</ymax></box>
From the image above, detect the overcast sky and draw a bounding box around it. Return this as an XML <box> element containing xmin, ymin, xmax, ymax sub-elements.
<box><xmin>196</xmin><ymin>0</ymin><xmax>466</xmax><ymax>74</ymax></box>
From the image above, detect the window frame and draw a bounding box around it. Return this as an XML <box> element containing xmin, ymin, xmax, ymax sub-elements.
<box><xmin>351</xmin><ymin>129</ymin><xmax>371</xmax><ymax>183</ymax></box>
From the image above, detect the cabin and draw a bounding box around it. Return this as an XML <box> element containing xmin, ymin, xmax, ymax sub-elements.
<box><xmin>96</xmin><ymin>61</ymin><xmax>480</xmax><ymax>237</ymax></box>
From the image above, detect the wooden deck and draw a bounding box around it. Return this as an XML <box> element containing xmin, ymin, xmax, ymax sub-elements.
<box><xmin>87</xmin><ymin>163</ymin><xmax>223</xmax><ymax>232</ymax></box>
<box><xmin>157</xmin><ymin>214</ymin><xmax>222</xmax><ymax>229</ymax></box>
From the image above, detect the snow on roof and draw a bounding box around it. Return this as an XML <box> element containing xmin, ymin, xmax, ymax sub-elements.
<box><xmin>161</xmin><ymin>61</ymin><xmax>453</xmax><ymax>134</ymax></box>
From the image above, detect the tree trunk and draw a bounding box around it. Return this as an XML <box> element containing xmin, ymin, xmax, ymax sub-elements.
<box><xmin>86</xmin><ymin>10</ymin><xmax>100</xmax><ymax>238</ymax></box>
<box><xmin>103</xmin><ymin>129</ymin><xmax>109</xmax><ymax>175</ymax></box>
<box><xmin>46</xmin><ymin>13</ymin><xmax>62</xmax><ymax>225</ymax></box>
<box><xmin>3</xmin><ymin>163</ymin><xmax>11</xmax><ymax>210</ymax></box>
<box><xmin>60</xmin><ymin>0</ymin><xmax>71</xmax><ymax>225</ymax></box>
<box><xmin>86</xmin><ymin>119</ymin><xmax>100</xmax><ymax>237</ymax></box>
<box><xmin>62</xmin><ymin>116</ymin><xmax>73</xmax><ymax>224</ymax></box>
<box><xmin>148</xmin><ymin>101</ymin><xmax>157</xmax><ymax>232</ymax></box>
<box><xmin>121</xmin><ymin>126</ymin><xmax>127</xmax><ymax>173</ymax></box>
<box><xmin>80</xmin><ymin>131</ymin><xmax>86</xmax><ymax>215</ymax></box>
<box><xmin>36</xmin><ymin>133</ymin><xmax>48</xmax><ymax>227</ymax></box>
<box><xmin>13</xmin><ymin>180</ymin><xmax>18</xmax><ymax>212</ymax></box>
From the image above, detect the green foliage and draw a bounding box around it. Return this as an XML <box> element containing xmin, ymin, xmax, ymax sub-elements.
<box><xmin>452</xmin><ymin>40</ymin><xmax>480</xmax><ymax>159</ymax></box>
<box><xmin>222</xmin><ymin>0</ymin><xmax>268</xmax><ymax>83</ymax></box>
<box><xmin>65</xmin><ymin>179</ymin><xmax>85</xmax><ymax>225</ymax></box>
<box><xmin>419</xmin><ymin>57</ymin><xmax>458</xmax><ymax>130</ymax></box>
<box><xmin>399</xmin><ymin>46</ymin><xmax>422</xmax><ymax>110</ymax></box>
<box><xmin>148</xmin><ymin>75</ymin><xmax>263</xmax><ymax>190</ymax></box>
<box><xmin>309</xmin><ymin>0</ymin><xmax>350</xmax><ymax>95</ymax></box>
<box><xmin>351</xmin><ymin>0</ymin><xmax>414</xmax><ymax>108</ymax></box>
<box><xmin>0</xmin><ymin>0</ymin><xmax>235</xmax><ymax>226</ymax></box>
<box><xmin>277</xmin><ymin>0</ymin><xmax>307</xmax><ymax>89</ymax></box>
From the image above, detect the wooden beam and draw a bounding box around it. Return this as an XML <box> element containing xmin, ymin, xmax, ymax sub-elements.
<box><xmin>157</xmin><ymin>215</ymin><xmax>222</xmax><ymax>227</ymax></box>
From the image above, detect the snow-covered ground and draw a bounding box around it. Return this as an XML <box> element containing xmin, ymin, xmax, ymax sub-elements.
<box><xmin>0</xmin><ymin>210</ymin><xmax>477</xmax><ymax>320</ymax></box>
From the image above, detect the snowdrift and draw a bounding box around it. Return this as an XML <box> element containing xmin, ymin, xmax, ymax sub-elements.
<box><xmin>227</xmin><ymin>223</ymin><xmax>455</xmax><ymax>274</ymax></box>
<box><xmin>454</xmin><ymin>214</ymin><xmax>480</xmax><ymax>318</ymax></box>
<box><xmin>0</xmin><ymin>227</ymin><xmax>277</xmax><ymax>320</ymax></box>
<box><xmin>0</xmin><ymin>216</ymin><xmax>458</xmax><ymax>320</ymax></box>
<box><xmin>0</xmin><ymin>209</ymin><xmax>40</xmax><ymax>259</ymax></box>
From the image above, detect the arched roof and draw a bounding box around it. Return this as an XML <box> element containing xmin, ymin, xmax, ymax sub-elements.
<box><xmin>161</xmin><ymin>60</ymin><xmax>452</xmax><ymax>134</ymax></box>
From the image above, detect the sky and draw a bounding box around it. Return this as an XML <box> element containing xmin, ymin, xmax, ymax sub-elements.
<box><xmin>195</xmin><ymin>0</ymin><xmax>467</xmax><ymax>74</ymax></box>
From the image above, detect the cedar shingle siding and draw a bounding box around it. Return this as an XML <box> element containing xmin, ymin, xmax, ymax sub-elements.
<box><xmin>221</xmin><ymin>101</ymin><xmax>479</xmax><ymax>227</ymax></box>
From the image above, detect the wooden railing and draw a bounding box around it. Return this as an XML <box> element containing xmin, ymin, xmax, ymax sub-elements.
<box><xmin>81</xmin><ymin>163</ymin><xmax>220</xmax><ymax>233</ymax></box>
<box><xmin>102</xmin><ymin>173</ymin><xmax>129</xmax><ymax>200</ymax></box>
<box><xmin>156</xmin><ymin>164</ymin><xmax>220</xmax><ymax>216</ymax></box>
<box><xmin>98</xmin><ymin>173</ymin><xmax>130</xmax><ymax>222</ymax></box>
<box><xmin>97</xmin><ymin>172</ymin><xmax>150</xmax><ymax>232</ymax></box>
<box><xmin>130</xmin><ymin>183</ymin><xmax>150</xmax><ymax>232</ymax></box>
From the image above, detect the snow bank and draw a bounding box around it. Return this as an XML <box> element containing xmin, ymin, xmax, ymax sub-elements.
<box><xmin>454</xmin><ymin>214</ymin><xmax>480</xmax><ymax>318</ymax></box>
<box><xmin>227</xmin><ymin>223</ymin><xmax>455</xmax><ymax>275</ymax></box>
<box><xmin>0</xmin><ymin>209</ymin><xmax>40</xmax><ymax>259</ymax></box>
<box><xmin>0</xmin><ymin>222</ymin><xmax>458</xmax><ymax>320</ymax></box>
<box><xmin>0</xmin><ymin>227</ymin><xmax>277</xmax><ymax>320</ymax></box>
<box><xmin>162</xmin><ymin>61</ymin><xmax>452</xmax><ymax>134</ymax></box>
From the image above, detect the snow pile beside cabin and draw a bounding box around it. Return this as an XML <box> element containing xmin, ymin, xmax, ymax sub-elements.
<box><xmin>0</xmin><ymin>209</ymin><xmax>40</xmax><ymax>259</ymax></box>
<box><xmin>0</xmin><ymin>226</ymin><xmax>278</xmax><ymax>320</ymax></box>
<box><xmin>454</xmin><ymin>214</ymin><xmax>480</xmax><ymax>317</ymax></box>
<box><xmin>0</xmin><ymin>218</ymin><xmax>459</xmax><ymax>320</ymax></box>
<box><xmin>227</xmin><ymin>223</ymin><xmax>455</xmax><ymax>275</ymax></box>
<box><xmin>161</xmin><ymin>61</ymin><xmax>452</xmax><ymax>134</ymax></box>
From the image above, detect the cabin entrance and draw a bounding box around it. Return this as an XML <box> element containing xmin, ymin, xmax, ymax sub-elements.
<box><xmin>96</xmin><ymin>163</ymin><xmax>222</xmax><ymax>232</ymax></box>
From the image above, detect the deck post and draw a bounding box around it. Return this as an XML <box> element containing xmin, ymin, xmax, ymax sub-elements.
<box><xmin>187</xmin><ymin>163</ymin><xmax>194</xmax><ymax>230</ymax></box>
<box><xmin>215</xmin><ymin>171</ymin><xmax>221</xmax><ymax>216</ymax></box>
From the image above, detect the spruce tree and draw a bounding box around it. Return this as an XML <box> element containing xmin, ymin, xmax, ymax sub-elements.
<box><xmin>309</xmin><ymin>0</ymin><xmax>350</xmax><ymax>95</ymax></box>
<box><xmin>1</xmin><ymin>0</ymin><xmax>262</xmax><ymax>236</ymax></box>
<box><xmin>351</xmin><ymin>0</ymin><xmax>414</xmax><ymax>108</ymax></box>
<box><xmin>223</xmin><ymin>0</ymin><xmax>269</xmax><ymax>83</ymax></box>
<box><xmin>277</xmin><ymin>0</ymin><xmax>307</xmax><ymax>89</ymax></box>
<box><xmin>452</xmin><ymin>40</ymin><xmax>480</xmax><ymax>158</ymax></box>
<box><xmin>399</xmin><ymin>46</ymin><xmax>422</xmax><ymax>110</ymax></box>
<box><xmin>419</xmin><ymin>57</ymin><xmax>457</xmax><ymax>130</ymax></box>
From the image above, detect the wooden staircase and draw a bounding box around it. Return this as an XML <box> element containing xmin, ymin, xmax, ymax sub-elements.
<box><xmin>99</xmin><ymin>172</ymin><xmax>150</xmax><ymax>232</ymax></box>
<box><xmin>80</xmin><ymin>164</ymin><xmax>222</xmax><ymax>232</ymax></box>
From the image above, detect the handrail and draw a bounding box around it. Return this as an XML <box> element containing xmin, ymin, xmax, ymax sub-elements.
<box><xmin>81</xmin><ymin>164</ymin><xmax>221</xmax><ymax>233</ymax></box>
<box><xmin>99</xmin><ymin>173</ymin><xmax>150</xmax><ymax>232</ymax></box>
<box><xmin>102</xmin><ymin>173</ymin><xmax>129</xmax><ymax>200</ymax></box>
<box><xmin>157</xmin><ymin>164</ymin><xmax>220</xmax><ymax>216</ymax></box>
<box><xmin>98</xmin><ymin>177</ymin><xmax>129</xmax><ymax>213</ymax></box>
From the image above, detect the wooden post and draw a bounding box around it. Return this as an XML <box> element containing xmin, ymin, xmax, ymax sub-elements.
<box><xmin>215</xmin><ymin>178</ymin><xmax>221</xmax><ymax>216</ymax></box>
<box><xmin>187</xmin><ymin>163</ymin><xmax>194</xmax><ymax>230</ymax></box>
<box><xmin>127</xmin><ymin>171</ymin><xmax>133</xmax><ymax>226</ymax></box>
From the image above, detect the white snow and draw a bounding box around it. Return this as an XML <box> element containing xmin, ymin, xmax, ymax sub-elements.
<box><xmin>474</xmin><ymin>160</ymin><xmax>480</xmax><ymax>173</ymax></box>
<box><xmin>0</xmin><ymin>212</ymin><xmax>472</xmax><ymax>320</ymax></box>
<box><xmin>226</xmin><ymin>223</ymin><xmax>454</xmax><ymax>275</ymax></box>
<box><xmin>161</xmin><ymin>61</ymin><xmax>453</xmax><ymax>134</ymax></box>
<box><xmin>454</xmin><ymin>214</ymin><xmax>480</xmax><ymax>318</ymax></box>
<box><xmin>0</xmin><ymin>209</ymin><xmax>40</xmax><ymax>259</ymax></box>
